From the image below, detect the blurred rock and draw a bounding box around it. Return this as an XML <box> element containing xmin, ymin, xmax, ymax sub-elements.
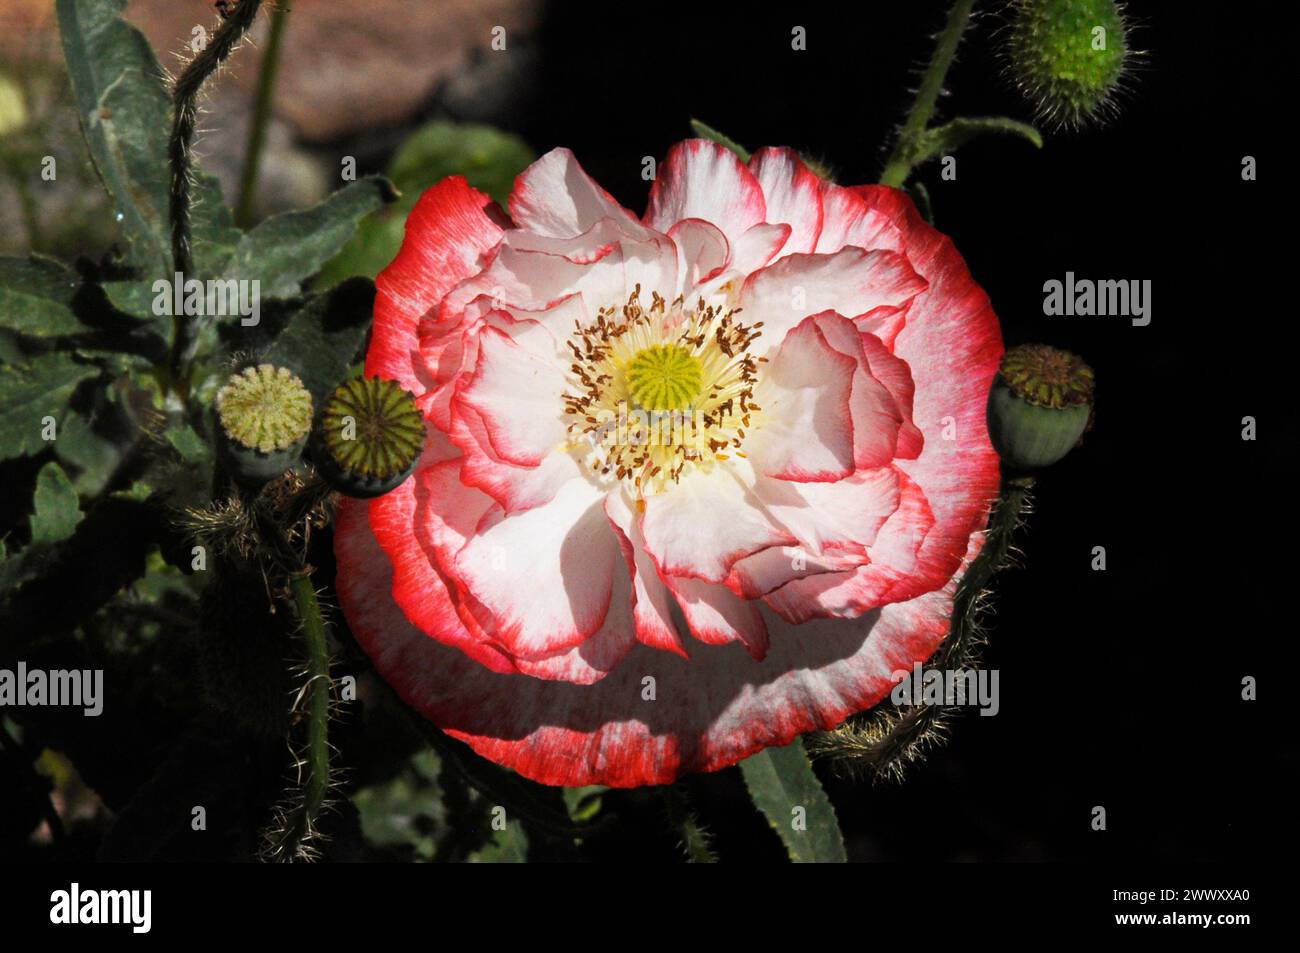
<box><xmin>0</xmin><ymin>0</ymin><xmax>540</xmax><ymax>226</ymax></box>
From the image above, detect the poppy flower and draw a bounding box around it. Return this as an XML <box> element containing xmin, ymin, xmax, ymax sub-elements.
<box><xmin>334</xmin><ymin>140</ymin><xmax>1002</xmax><ymax>787</ymax></box>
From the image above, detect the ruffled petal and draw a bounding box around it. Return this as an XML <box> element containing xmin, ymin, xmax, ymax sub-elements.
<box><xmin>738</xmin><ymin>247</ymin><xmax>927</xmax><ymax>357</ymax></box>
<box><xmin>645</xmin><ymin>139</ymin><xmax>766</xmax><ymax>245</ymax></box>
<box><xmin>605</xmin><ymin>490</ymin><xmax>689</xmax><ymax>658</ymax></box>
<box><xmin>639</xmin><ymin>459</ymin><xmax>794</xmax><ymax>583</ymax></box>
<box><xmin>509</xmin><ymin>147</ymin><xmax>643</xmax><ymax>239</ymax></box>
<box><xmin>747</xmin><ymin>315</ymin><xmax>857</xmax><ymax>482</ymax></box>
<box><xmin>664</xmin><ymin>573</ymin><xmax>769</xmax><ymax>661</ymax></box>
<box><xmin>748</xmin><ymin>146</ymin><xmax>825</xmax><ymax>256</ymax></box>
<box><xmin>455</xmin><ymin>325</ymin><xmax>566</xmax><ymax>467</ymax></box>
<box><xmin>369</xmin><ymin>177</ymin><xmax>505</xmax><ymax>394</ymax></box>
<box><xmin>450</xmin><ymin>477</ymin><xmax>619</xmax><ymax>659</ymax></box>
<box><xmin>336</xmin><ymin>499</ymin><xmax>981</xmax><ymax>787</ymax></box>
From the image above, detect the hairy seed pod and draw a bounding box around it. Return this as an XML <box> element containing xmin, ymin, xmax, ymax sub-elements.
<box><xmin>1004</xmin><ymin>0</ymin><xmax>1132</xmax><ymax>129</ymax></box>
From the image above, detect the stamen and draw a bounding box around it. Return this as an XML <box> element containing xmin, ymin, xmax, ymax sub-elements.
<box><xmin>560</xmin><ymin>287</ymin><xmax>765</xmax><ymax>498</ymax></box>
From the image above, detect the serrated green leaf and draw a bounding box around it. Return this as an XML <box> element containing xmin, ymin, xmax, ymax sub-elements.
<box><xmin>0</xmin><ymin>255</ymin><xmax>84</xmax><ymax>337</ymax></box>
<box><xmin>738</xmin><ymin>737</ymin><xmax>847</xmax><ymax>863</ymax></box>
<box><xmin>30</xmin><ymin>461</ymin><xmax>83</xmax><ymax>545</ymax></box>
<box><xmin>101</xmin><ymin>279</ymin><xmax>160</xmax><ymax>320</ymax></box>
<box><xmin>220</xmin><ymin>177</ymin><xmax>397</xmax><ymax>299</ymax></box>
<box><xmin>689</xmin><ymin>118</ymin><xmax>752</xmax><ymax>163</ymax></box>
<box><xmin>57</xmin><ymin>0</ymin><xmax>234</xmax><ymax>279</ymax></box>
<box><xmin>261</xmin><ymin>277</ymin><xmax>374</xmax><ymax>401</ymax></box>
<box><xmin>0</xmin><ymin>352</ymin><xmax>100</xmax><ymax>461</ymax></box>
<box><xmin>317</xmin><ymin>122</ymin><xmax>534</xmax><ymax>288</ymax></box>
<box><xmin>58</xmin><ymin>0</ymin><xmax>171</xmax><ymax>273</ymax></box>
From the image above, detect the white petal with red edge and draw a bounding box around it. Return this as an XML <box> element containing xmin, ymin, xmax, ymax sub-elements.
<box><xmin>605</xmin><ymin>490</ymin><xmax>688</xmax><ymax>658</ymax></box>
<box><xmin>337</xmin><ymin>497</ymin><xmax>982</xmax><ymax>788</ymax></box>
<box><xmin>456</xmin><ymin>326</ymin><xmax>567</xmax><ymax>467</ymax></box>
<box><xmin>748</xmin><ymin>147</ymin><xmax>825</xmax><ymax>256</ymax></box>
<box><xmin>807</xmin><ymin>311</ymin><xmax>911</xmax><ymax>469</ymax></box>
<box><xmin>509</xmin><ymin>148</ymin><xmax>643</xmax><ymax>239</ymax></box>
<box><xmin>645</xmin><ymin>139</ymin><xmax>766</xmax><ymax>245</ymax></box>
<box><xmin>370</xmin><ymin>177</ymin><xmax>504</xmax><ymax>393</ymax></box>
<box><xmin>452</xmin><ymin>476</ymin><xmax>619</xmax><ymax>658</ymax></box>
<box><xmin>747</xmin><ymin>315</ymin><xmax>857</xmax><ymax>482</ymax></box>
<box><xmin>669</xmin><ymin>218</ymin><xmax>730</xmax><ymax>289</ymax></box>
<box><xmin>738</xmin><ymin>247</ymin><xmax>927</xmax><ymax>357</ymax></box>
<box><xmin>665</xmin><ymin>574</ymin><xmax>769</xmax><ymax>660</ymax></box>
<box><xmin>751</xmin><ymin>465</ymin><xmax>899</xmax><ymax>559</ymax></box>
<box><xmin>449</xmin><ymin>401</ymin><xmax>584</xmax><ymax>513</ymax></box>
<box><xmin>639</xmin><ymin>459</ymin><xmax>794</xmax><ymax>583</ymax></box>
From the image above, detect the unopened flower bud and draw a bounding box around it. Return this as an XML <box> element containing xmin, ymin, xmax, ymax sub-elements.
<box><xmin>1005</xmin><ymin>0</ymin><xmax>1133</xmax><ymax>129</ymax></box>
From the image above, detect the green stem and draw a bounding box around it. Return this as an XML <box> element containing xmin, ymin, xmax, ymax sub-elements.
<box><xmin>290</xmin><ymin>571</ymin><xmax>330</xmax><ymax>823</ymax></box>
<box><xmin>879</xmin><ymin>0</ymin><xmax>976</xmax><ymax>188</ymax></box>
<box><xmin>661</xmin><ymin>784</ymin><xmax>717</xmax><ymax>863</ymax></box>
<box><xmin>235</xmin><ymin>1</ymin><xmax>289</xmax><ymax>228</ymax></box>
<box><xmin>167</xmin><ymin>0</ymin><xmax>263</xmax><ymax>392</ymax></box>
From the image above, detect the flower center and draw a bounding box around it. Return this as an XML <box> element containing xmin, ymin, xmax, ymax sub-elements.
<box><xmin>626</xmin><ymin>344</ymin><xmax>703</xmax><ymax>412</ymax></box>
<box><xmin>563</xmin><ymin>286</ymin><xmax>766</xmax><ymax>499</ymax></box>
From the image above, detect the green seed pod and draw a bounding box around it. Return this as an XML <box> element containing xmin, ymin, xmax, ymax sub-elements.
<box><xmin>1005</xmin><ymin>0</ymin><xmax>1132</xmax><ymax>129</ymax></box>
<box><xmin>312</xmin><ymin>376</ymin><xmax>426</xmax><ymax>499</ymax></box>
<box><xmin>987</xmin><ymin>343</ymin><xmax>1094</xmax><ymax>471</ymax></box>
<box><xmin>215</xmin><ymin>364</ymin><xmax>313</xmax><ymax>486</ymax></box>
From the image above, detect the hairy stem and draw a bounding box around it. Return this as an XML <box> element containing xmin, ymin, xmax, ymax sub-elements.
<box><xmin>167</xmin><ymin>0</ymin><xmax>263</xmax><ymax>389</ymax></box>
<box><xmin>290</xmin><ymin>570</ymin><xmax>330</xmax><ymax>824</ymax></box>
<box><xmin>879</xmin><ymin>0</ymin><xmax>976</xmax><ymax>188</ymax></box>
<box><xmin>235</xmin><ymin>1</ymin><xmax>289</xmax><ymax>228</ymax></box>
<box><xmin>810</xmin><ymin>476</ymin><xmax>1033</xmax><ymax>780</ymax></box>
<box><xmin>661</xmin><ymin>784</ymin><xmax>718</xmax><ymax>863</ymax></box>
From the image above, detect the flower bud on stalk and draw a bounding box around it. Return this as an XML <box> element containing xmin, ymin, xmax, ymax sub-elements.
<box><xmin>215</xmin><ymin>364</ymin><xmax>313</xmax><ymax>486</ymax></box>
<box><xmin>311</xmin><ymin>377</ymin><xmax>426</xmax><ymax>499</ymax></box>
<box><xmin>987</xmin><ymin>343</ymin><xmax>1094</xmax><ymax>471</ymax></box>
<box><xmin>1005</xmin><ymin>0</ymin><xmax>1133</xmax><ymax>129</ymax></box>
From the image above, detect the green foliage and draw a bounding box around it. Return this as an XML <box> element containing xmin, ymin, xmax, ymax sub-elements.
<box><xmin>468</xmin><ymin>820</ymin><xmax>529</xmax><ymax>863</ymax></box>
<box><xmin>220</xmin><ymin>178</ymin><xmax>397</xmax><ymax>299</ymax></box>
<box><xmin>389</xmin><ymin>121</ymin><xmax>535</xmax><ymax>205</ymax></box>
<box><xmin>738</xmin><ymin>737</ymin><xmax>847</xmax><ymax>863</ymax></box>
<box><xmin>317</xmin><ymin>121</ymin><xmax>534</xmax><ymax>287</ymax></box>
<box><xmin>260</xmin><ymin>278</ymin><xmax>376</xmax><ymax>402</ymax></box>
<box><xmin>56</xmin><ymin>0</ymin><xmax>232</xmax><ymax>276</ymax></box>
<box><xmin>30</xmin><ymin>461</ymin><xmax>83</xmax><ymax>544</ymax></box>
<box><xmin>0</xmin><ymin>256</ymin><xmax>83</xmax><ymax>336</ymax></box>
<box><xmin>911</xmin><ymin>116</ymin><xmax>1043</xmax><ymax>165</ymax></box>
<box><xmin>0</xmin><ymin>353</ymin><xmax>99</xmax><ymax>461</ymax></box>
